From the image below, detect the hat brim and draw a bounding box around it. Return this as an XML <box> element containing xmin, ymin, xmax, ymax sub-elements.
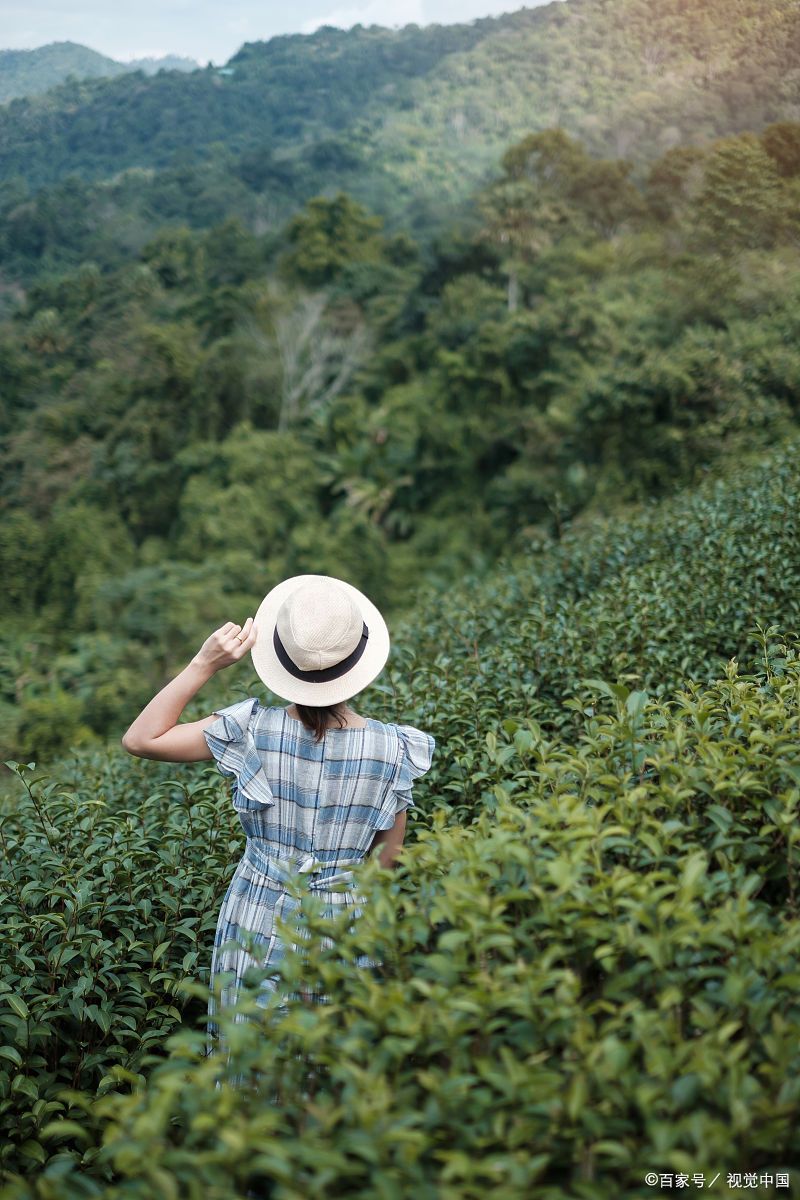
<box><xmin>249</xmin><ymin>574</ymin><xmax>391</xmax><ymax>706</ymax></box>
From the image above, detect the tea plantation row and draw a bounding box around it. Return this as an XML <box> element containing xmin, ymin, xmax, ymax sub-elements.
<box><xmin>2</xmin><ymin>439</ymin><xmax>799</xmax><ymax>1197</ymax></box>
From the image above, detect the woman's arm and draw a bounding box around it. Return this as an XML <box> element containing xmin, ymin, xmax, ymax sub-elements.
<box><xmin>121</xmin><ymin>618</ymin><xmax>257</xmax><ymax>762</ymax></box>
<box><xmin>368</xmin><ymin>810</ymin><xmax>408</xmax><ymax>869</ymax></box>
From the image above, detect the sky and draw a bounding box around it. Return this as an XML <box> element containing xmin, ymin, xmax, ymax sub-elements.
<box><xmin>0</xmin><ymin>0</ymin><xmax>553</xmax><ymax>65</ymax></box>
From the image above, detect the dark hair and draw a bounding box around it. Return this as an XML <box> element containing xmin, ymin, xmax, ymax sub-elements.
<box><xmin>294</xmin><ymin>702</ymin><xmax>348</xmax><ymax>742</ymax></box>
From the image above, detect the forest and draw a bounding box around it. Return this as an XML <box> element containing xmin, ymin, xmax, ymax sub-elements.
<box><xmin>2</xmin><ymin>117</ymin><xmax>799</xmax><ymax>762</ymax></box>
<box><xmin>0</xmin><ymin>43</ymin><xmax>197</xmax><ymax>105</ymax></box>
<box><xmin>1</xmin><ymin>0</ymin><xmax>799</xmax><ymax>273</ymax></box>
<box><xmin>1</xmin><ymin>0</ymin><xmax>800</xmax><ymax>1193</ymax></box>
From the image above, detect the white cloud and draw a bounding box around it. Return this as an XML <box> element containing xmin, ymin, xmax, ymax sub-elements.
<box><xmin>115</xmin><ymin>48</ymin><xmax>170</xmax><ymax>61</ymax></box>
<box><xmin>300</xmin><ymin>0</ymin><xmax>424</xmax><ymax>34</ymax></box>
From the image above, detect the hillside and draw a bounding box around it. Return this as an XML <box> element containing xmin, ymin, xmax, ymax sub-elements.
<box><xmin>0</xmin><ymin>42</ymin><xmax>127</xmax><ymax>102</ymax></box>
<box><xmin>0</xmin><ymin>42</ymin><xmax>198</xmax><ymax>105</ymax></box>
<box><xmin>0</xmin><ymin>0</ymin><xmax>797</xmax><ymax>250</ymax></box>
<box><xmin>2</xmin><ymin>435</ymin><xmax>800</xmax><ymax>1191</ymax></box>
<box><xmin>1</xmin><ymin>114</ymin><xmax>799</xmax><ymax>762</ymax></box>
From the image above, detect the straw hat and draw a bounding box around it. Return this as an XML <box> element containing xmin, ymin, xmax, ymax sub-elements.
<box><xmin>249</xmin><ymin>574</ymin><xmax>391</xmax><ymax>706</ymax></box>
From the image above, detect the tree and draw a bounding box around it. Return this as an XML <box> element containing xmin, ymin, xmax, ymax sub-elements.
<box><xmin>761</xmin><ymin>121</ymin><xmax>800</xmax><ymax>178</ymax></box>
<box><xmin>280</xmin><ymin>192</ymin><xmax>385</xmax><ymax>287</ymax></box>
<box><xmin>272</xmin><ymin>290</ymin><xmax>373</xmax><ymax>431</ymax></box>
<box><xmin>566</xmin><ymin>157</ymin><xmax>646</xmax><ymax>239</ymax></box>
<box><xmin>140</xmin><ymin>226</ymin><xmax>204</xmax><ymax>289</ymax></box>
<box><xmin>202</xmin><ymin>218</ymin><xmax>263</xmax><ymax>287</ymax></box>
<box><xmin>173</xmin><ymin>423</ymin><xmax>321</xmax><ymax>565</ymax></box>
<box><xmin>0</xmin><ymin>511</ymin><xmax>47</xmax><ymax>614</ymax></box>
<box><xmin>645</xmin><ymin>145</ymin><xmax>707</xmax><ymax>222</ymax></box>
<box><xmin>477</xmin><ymin>129</ymin><xmax>644</xmax><ymax>311</ymax></box>
<box><xmin>477</xmin><ymin>131</ymin><xmax>588</xmax><ymax>311</ymax></box>
<box><xmin>690</xmin><ymin>133</ymin><xmax>786</xmax><ymax>252</ymax></box>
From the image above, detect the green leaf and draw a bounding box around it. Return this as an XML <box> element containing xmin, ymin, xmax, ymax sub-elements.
<box><xmin>153</xmin><ymin>941</ymin><xmax>172</xmax><ymax>964</ymax></box>
<box><xmin>680</xmin><ymin>852</ymin><xmax>708</xmax><ymax>894</ymax></box>
<box><xmin>625</xmin><ymin>690</ymin><xmax>649</xmax><ymax>720</ymax></box>
<box><xmin>11</xmin><ymin>1074</ymin><xmax>38</xmax><ymax>1100</ymax></box>
<box><xmin>19</xmin><ymin>1139</ymin><xmax>46</xmax><ymax>1164</ymax></box>
<box><xmin>40</xmin><ymin>1120</ymin><xmax>93</xmax><ymax>1144</ymax></box>
<box><xmin>6</xmin><ymin>995</ymin><xmax>30</xmax><ymax>1020</ymax></box>
<box><xmin>438</xmin><ymin>930</ymin><xmax>471</xmax><ymax>953</ymax></box>
<box><xmin>579</xmin><ymin>678</ymin><xmax>621</xmax><ymax>702</ymax></box>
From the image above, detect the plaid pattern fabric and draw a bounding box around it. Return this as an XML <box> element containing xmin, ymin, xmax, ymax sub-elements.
<box><xmin>202</xmin><ymin>697</ymin><xmax>435</xmax><ymax>1066</ymax></box>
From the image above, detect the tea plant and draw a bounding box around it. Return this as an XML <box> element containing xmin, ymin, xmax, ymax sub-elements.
<box><xmin>2</xmin><ymin>442</ymin><xmax>800</xmax><ymax>1196</ymax></box>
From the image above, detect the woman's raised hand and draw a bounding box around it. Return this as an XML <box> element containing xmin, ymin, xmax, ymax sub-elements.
<box><xmin>192</xmin><ymin>617</ymin><xmax>258</xmax><ymax>673</ymax></box>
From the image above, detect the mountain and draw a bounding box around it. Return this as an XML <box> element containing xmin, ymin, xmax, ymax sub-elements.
<box><xmin>0</xmin><ymin>42</ymin><xmax>126</xmax><ymax>102</ymax></box>
<box><xmin>125</xmin><ymin>55</ymin><xmax>200</xmax><ymax>76</ymax></box>
<box><xmin>0</xmin><ymin>0</ymin><xmax>797</xmax><ymax>205</ymax></box>
<box><xmin>2</xmin><ymin>0</ymin><xmax>800</xmax><ymax>286</ymax></box>
<box><xmin>0</xmin><ymin>41</ymin><xmax>199</xmax><ymax>104</ymax></box>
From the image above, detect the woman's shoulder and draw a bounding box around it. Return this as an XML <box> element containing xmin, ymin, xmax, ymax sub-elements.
<box><xmin>374</xmin><ymin>719</ymin><xmax>436</xmax><ymax>760</ymax></box>
<box><xmin>209</xmin><ymin>696</ymin><xmax>278</xmax><ymax>725</ymax></box>
<box><xmin>208</xmin><ymin>701</ymin><xmax>433</xmax><ymax>759</ymax></box>
<box><xmin>380</xmin><ymin>716</ymin><xmax>433</xmax><ymax>737</ymax></box>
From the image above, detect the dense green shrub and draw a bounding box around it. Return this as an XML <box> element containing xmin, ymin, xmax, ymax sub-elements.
<box><xmin>2</xmin><ymin>440</ymin><xmax>800</xmax><ymax>1194</ymax></box>
<box><xmin>0</xmin><ymin>759</ymin><xmax>242</xmax><ymax>1179</ymax></box>
<box><xmin>386</xmin><ymin>437</ymin><xmax>800</xmax><ymax>773</ymax></box>
<box><xmin>3</xmin><ymin>650</ymin><xmax>800</xmax><ymax>1195</ymax></box>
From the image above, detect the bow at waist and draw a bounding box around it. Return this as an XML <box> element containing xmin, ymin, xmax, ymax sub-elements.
<box><xmin>242</xmin><ymin>839</ymin><xmax>366</xmax><ymax>892</ymax></box>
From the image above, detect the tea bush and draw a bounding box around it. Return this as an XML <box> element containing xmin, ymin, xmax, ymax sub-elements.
<box><xmin>2</xmin><ymin>440</ymin><xmax>800</xmax><ymax>1196</ymax></box>
<box><xmin>0</xmin><ymin>760</ymin><xmax>242</xmax><ymax>1180</ymax></box>
<box><xmin>382</xmin><ymin>437</ymin><xmax>800</xmax><ymax>821</ymax></box>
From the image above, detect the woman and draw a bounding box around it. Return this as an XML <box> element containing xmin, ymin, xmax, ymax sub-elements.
<box><xmin>121</xmin><ymin>573</ymin><xmax>435</xmax><ymax>1057</ymax></box>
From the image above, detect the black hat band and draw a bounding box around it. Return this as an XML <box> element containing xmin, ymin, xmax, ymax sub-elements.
<box><xmin>273</xmin><ymin>622</ymin><xmax>369</xmax><ymax>683</ymax></box>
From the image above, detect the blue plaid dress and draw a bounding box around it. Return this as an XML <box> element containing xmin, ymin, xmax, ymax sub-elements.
<box><xmin>202</xmin><ymin>697</ymin><xmax>435</xmax><ymax>1057</ymax></box>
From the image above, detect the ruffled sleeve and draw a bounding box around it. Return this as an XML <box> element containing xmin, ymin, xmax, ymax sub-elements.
<box><xmin>391</xmin><ymin>723</ymin><xmax>435</xmax><ymax>815</ymax></box>
<box><xmin>203</xmin><ymin>696</ymin><xmax>275</xmax><ymax>809</ymax></box>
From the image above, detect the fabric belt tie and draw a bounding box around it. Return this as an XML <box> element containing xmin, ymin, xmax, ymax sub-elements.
<box><xmin>242</xmin><ymin>839</ymin><xmax>366</xmax><ymax>893</ymax></box>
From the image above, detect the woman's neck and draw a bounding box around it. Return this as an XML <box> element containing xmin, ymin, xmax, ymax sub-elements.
<box><xmin>285</xmin><ymin>703</ymin><xmax>366</xmax><ymax>729</ymax></box>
